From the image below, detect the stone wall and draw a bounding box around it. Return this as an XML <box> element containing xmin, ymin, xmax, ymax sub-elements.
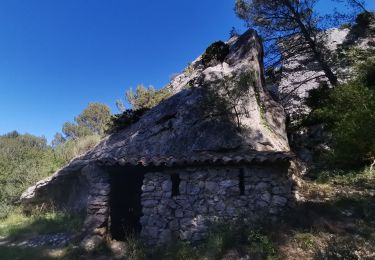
<box><xmin>140</xmin><ymin>164</ymin><xmax>293</xmax><ymax>245</ymax></box>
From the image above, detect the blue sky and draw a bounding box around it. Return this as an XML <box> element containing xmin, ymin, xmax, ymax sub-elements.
<box><xmin>0</xmin><ymin>0</ymin><xmax>374</xmax><ymax>142</ymax></box>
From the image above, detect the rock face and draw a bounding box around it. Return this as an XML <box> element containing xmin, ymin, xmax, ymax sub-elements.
<box><xmin>271</xmin><ymin>16</ymin><xmax>375</xmax><ymax>164</ymax></box>
<box><xmin>21</xmin><ymin>29</ymin><xmax>295</xmax><ymax>247</ymax></box>
<box><xmin>81</xmin><ymin>30</ymin><xmax>289</xmax><ymax>165</ymax></box>
<box><xmin>276</xmin><ymin>18</ymin><xmax>375</xmax><ymax>121</ymax></box>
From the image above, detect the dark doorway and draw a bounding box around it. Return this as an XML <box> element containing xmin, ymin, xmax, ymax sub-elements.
<box><xmin>109</xmin><ymin>168</ymin><xmax>144</xmax><ymax>241</ymax></box>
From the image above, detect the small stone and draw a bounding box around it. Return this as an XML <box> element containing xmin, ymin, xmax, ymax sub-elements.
<box><xmin>220</xmin><ymin>180</ymin><xmax>236</xmax><ymax>188</ymax></box>
<box><xmin>272</xmin><ymin>186</ymin><xmax>286</xmax><ymax>195</ymax></box>
<box><xmin>175</xmin><ymin>209</ymin><xmax>184</xmax><ymax>218</ymax></box>
<box><xmin>225</xmin><ymin>207</ymin><xmax>236</xmax><ymax>215</ymax></box>
<box><xmin>271</xmin><ymin>195</ymin><xmax>287</xmax><ymax>206</ymax></box>
<box><xmin>179</xmin><ymin>181</ymin><xmax>187</xmax><ymax>194</ymax></box>
<box><xmin>187</xmin><ymin>184</ymin><xmax>200</xmax><ymax>195</ymax></box>
<box><xmin>142</xmin><ymin>184</ymin><xmax>155</xmax><ymax>192</ymax></box>
<box><xmin>143</xmin><ymin>227</ymin><xmax>159</xmax><ymax>239</ymax></box>
<box><xmin>180</xmin><ymin>230</ymin><xmax>192</xmax><ymax>240</ymax></box>
<box><xmin>142</xmin><ymin>199</ymin><xmax>158</xmax><ymax>207</ymax></box>
<box><xmin>159</xmin><ymin>230</ymin><xmax>172</xmax><ymax>243</ymax></box>
<box><xmin>256</xmin><ymin>200</ymin><xmax>268</xmax><ymax>208</ymax></box>
<box><xmin>162</xmin><ymin>180</ymin><xmax>172</xmax><ymax>192</ymax></box>
<box><xmin>215</xmin><ymin>201</ymin><xmax>226</xmax><ymax>211</ymax></box>
<box><xmin>169</xmin><ymin>219</ymin><xmax>179</xmax><ymax>230</ymax></box>
<box><xmin>205</xmin><ymin>181</ymin><xmax>217</xmax><ymax>192</ymax></box>
<box><xmin>80</xmin><ymin>235</ymin><xmax>103</xmax><ymax>252</ymax></box>
<box><xmin>140</xmin><ymin>216</ymin><xmax>149</xmax><ymax>225</ymax></box>
<box><xmin>260</xmin><ymin>192</ymin><xmax>271</xmax><ymax>203</ymax></box>
<box><xmin>255</xmin><ymin>182</ymin><xmax>270</xmax><ymax>190</ymax></box>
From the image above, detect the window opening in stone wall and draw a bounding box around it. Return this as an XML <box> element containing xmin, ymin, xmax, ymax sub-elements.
<box><xmin>239</xmin><ymin>169</ymin><xmax>245</xmax><ymax>195</ymax></box>
<box><xmin>171</xmin><ymin>173</ymin><xmax>180</xmax><ymax>197</ymax></box>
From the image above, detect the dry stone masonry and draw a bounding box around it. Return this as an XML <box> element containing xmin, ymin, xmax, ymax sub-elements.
<box><xmin>141</xmin><ymin>164</ymin><xmax>293</xmax><ymax>245</ymax></box>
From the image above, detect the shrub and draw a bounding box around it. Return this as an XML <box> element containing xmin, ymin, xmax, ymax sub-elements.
<box><xmin>0</xmin><ymin>133</ymin><xmax>62</xmax><ymax>218</ymax></box>
<box><xmin>62</xmin><ymin>103</ymin><xmax>111</xmax><ymax>139</ymax></box>
<box><xmin>125</xmin><ymin>85</ymin><xmax>172</xmax><ymax>111</ymax></box>
<box><xmin>201</xmin><ymin>41</ymin><xmax>230</xmax><ymax>67</ymax></box>
<box><xmin>107</xmin><ymin>108</ymin><xmax>149</xmax><ymax>134</ymax></box>
<box><xmin>152</xmin><ymin>220</ymin><xmax>277</xmax><ymax>260</ymax></box>
<box><xmin>314</xmin><ymin>237</ymin><xmax>359</xmax><ymax>260</ymax></box>
<box><xmin>110</xmin><ymin>85</ymin><xmax>172</xmax><ymax>133</ymax></box>
<box><xmin>355</xmin><ymin>12</ymin><xmax>374</xmax><ymax>27</ymax></box>
<box><xmin>54</xmin><ymin>134</ymin><xmax>101</xmax><ymax>162</ymax></box>
<box><xmin>306</xmin><ymin>58</ymin><xmax>375</xmax><ymax>168</ymax></box>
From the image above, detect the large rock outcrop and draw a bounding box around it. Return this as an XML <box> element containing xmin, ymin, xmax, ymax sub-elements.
<box><xmin>21</xmin><ymin>29</ymin><xmax>292</xmax><ymax>245</ymax></box>
<box><xmin>276</xmin><ymin>15</ymin><xmax>375</xmax><ymax>120</ymax></box>
<box><xmin>269</xmin><ymin>15</ymin><xmax>375</xmax><ymax>164</ymax></box>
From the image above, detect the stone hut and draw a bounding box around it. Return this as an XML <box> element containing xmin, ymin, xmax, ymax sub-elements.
<box><xmin>21</xmin><ymin>29</ymin><xmax>295</xmax><ymax>247</ymax></box>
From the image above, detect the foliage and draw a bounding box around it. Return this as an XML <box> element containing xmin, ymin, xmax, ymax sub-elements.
<box><xmin>107</xmin><ymin>108</ymin><xmax>149</xmax><ymax>134</ymax></box>
<box><xmin>314</xmin><ymin>167</ymin><xmax>375</xmax><ymax>189</ymax></box>
<box><xmin>122</xmin><ymin>234</ymin><xmax>146</xmax><ymax>260</ymax></box>
<box><xmin>62</xmin><ymin>103</ymin><xmax>111</xmax><ymax>139</ymax></box>
<box><xmin>0</xmin><ymin>210</ymin><xmax>84</xmax><ymax>260</ymax></box>
<box><xmin>355</xmin><ymin>11</ymin><xmax>374</xmax><ymax>26</ymax></box>
<box><xmin>331</xmin><ymin>48</ymin><xmax>375</xmax><ymax>78</ymax></box>
<box><xmin>110</xmin><ymin>85</ymin><xmax>171</xmax><ymax>133</ymax></box>
<box><xmin>0</xmin><ymin>130</ymin><xmax>99</xmax><ymax>219</ymax></box>
<box><xmin>314</xmin><ymin>237</ymin><xmax>360</xmax><ymax>260</ymax></box>
<box><xmin>51</xmin><ymin>133</ymin><xmax>65</xmax><ymax>148</ymax></box>
<box><xmin>306</xmin><ymin>58</ymin><xmax>375</xmax><ymax>167</ymax></box>
<box><xmin>122</xmin><ymin>85</ymin><xmax>172</xmax><ymax>111</ymax></box>
<box><xmin>235</xmin><ymin>0</ymin><xmax>338</xmax><ymax>86</ymax></box>
<box><xmin>152</xmin><ymin>220</ymin><xmax>277</xmax><ymax>260</ymax></box>
<box><xmin>54</xmin><ymin>134</ymin><xmax>101</xmax><ymax>162</ymax></box>
<box><xmin>0</xmin><ymin>132</ymin><xmax>63</xmax><ymax>218</ymax></box>
<box><xmin>201</xmin><ymin>41</ymin><xmax>229</xmax><ymax>67</ymax></box>
<box><xmin>0</xmin><ymin>209</ymin><xmax>83</xmax><ymax>241</ymax></box>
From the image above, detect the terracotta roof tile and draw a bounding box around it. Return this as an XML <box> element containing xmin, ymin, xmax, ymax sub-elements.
<box><xmin>96</xmin><ymin>151</ymin><xmax>292</xmax><ymax>168</ymax></box>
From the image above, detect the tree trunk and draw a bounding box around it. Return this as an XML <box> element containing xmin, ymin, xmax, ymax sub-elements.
<box><xmin>283</xmin><ymin>0</ymin><xmax>338</xmax><ymax>86</ymax></box>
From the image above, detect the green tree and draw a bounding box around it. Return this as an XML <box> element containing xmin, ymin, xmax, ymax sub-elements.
<box><xmin>307</xmin><ymin>58</ymin><xmax>375</xmax><ymax>168</ymax></box>
<box><xmin>0</xmin><ymin>132</ymin><xmax>61</xmax><ymax>218</ymax></box>
<box><xmin>235</xmin><ymin>0</ymin><xmax>338</xmax><ymax>86</ymax></box>
<box><xmin>62</xmin><ymin>103</ymin><xmax>111</xmax><ymax>139</ymax></box>
<box><xmin>51</xmin><ymin>133</ymin><xmax>66</xmax><ymax>148</ymax></box>
<box><xmin>119</xmin><ymin>85</ymin><xmax>172</xmax><ymax>111</ymax></box>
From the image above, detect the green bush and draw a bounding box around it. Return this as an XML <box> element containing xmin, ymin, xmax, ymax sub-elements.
<box><xmin>110</xmin><ymin>85</ymin><xmax>172</xmax><ymax>133</ymax></box>
<box><xmin>62</xmin><ymin>103</ymin><xmax>111</xmax><ymax>139</ymax></box>
<box><xmin>201</xmin><ymin>41</ymin><xmax>230</xmax><ymax>67</ymax></box>
<box><xmin>125</xmin><ymin>85</ymin><xmax>172</xmax><ymax>111</ymax></box>
<box><xmin>107</xmin><ymin>108</ymin><xmax>149</xmax><ymax>133</ymax></box>
<box><xmin>152</xmin><ymin>220</ymin><xmax>277</xmax><ymax>260</ymax></box>
<box><xmin>355</xmin><ymin>12</ymin><xmax>374</xmax><ymax>27</ymax></box>
<box><xmin>0</xmin><ymin>131</ymin><xmax>100</xmax><ymax>219</ymax></box>
<box><xmin>54</xmin><ymin>134</ymin><xmax>101</xmax><ymax>162</ymax></box>
<box><xmin>306</xmin><ymin>58</ymin><xmax>375</xmax><ymax>168</ymax></box>
<box><xmin>0</xmin><ymin>132</ymin><xmax>63</xmax><ymax>218</ymax></box>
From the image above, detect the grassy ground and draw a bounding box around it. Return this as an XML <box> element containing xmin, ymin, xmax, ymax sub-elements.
<box><xmin>0</xmin><ymin>168</ymin><xmax>373</xmax><ymax>259</ymax></box>
<box><xmin>0</xmin><ymin>210</ymin><xmax>83</xmax><ymax>241</ymax></box>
